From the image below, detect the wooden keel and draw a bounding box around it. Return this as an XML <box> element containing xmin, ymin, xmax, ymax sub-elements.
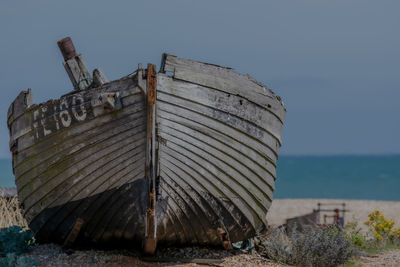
<box><xmin>144</xmin><ymin>64</ymin><xmax>158</xmax><ymax>254</ymax></box>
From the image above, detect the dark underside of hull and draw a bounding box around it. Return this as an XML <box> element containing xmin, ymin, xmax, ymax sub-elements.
<box><xmin>30</xmin><ymin>176</ymin><xmax>256</xmax><ymax>247</ymax></box>
<box><xmin>30</xmin><ymin>178</ymin><xmax>148</xmax><ymax>246</ymax></box>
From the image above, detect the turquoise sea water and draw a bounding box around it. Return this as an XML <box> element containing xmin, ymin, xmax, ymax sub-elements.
<box><xmin>0</xmin><ymin>159</ymin><xmax>14</xmax><ymax>188</ymax></box>
<box><xmin>1</xmin><ymin>156</ymin><xmax>399</xmax><ymax>200</ymax></box>
<box><xmin>274</xmin><ymin>155</ymin><xmax>400</xmax><ymax>201</ymax></box>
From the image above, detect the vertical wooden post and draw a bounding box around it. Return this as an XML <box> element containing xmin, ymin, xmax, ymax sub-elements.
<box><xmin>57</xmin><ymin>37</ymin><xmax>92</xmax><ymax>90</ymax></box>
<box><xmin>144</xmin><ymin>64</ymin><xmax>157</xmax><ymax>254</ymax></box>
<box><xmin>93</xmin><ymin>68</ymin><xmax>108</xmax><ymax>87</ymax></box>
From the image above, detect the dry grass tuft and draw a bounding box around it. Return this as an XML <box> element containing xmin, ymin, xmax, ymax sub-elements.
<box><xmin>0</xmin><ymin>197</ymin><xmax>27</xmax><ymax>229</ymax></box>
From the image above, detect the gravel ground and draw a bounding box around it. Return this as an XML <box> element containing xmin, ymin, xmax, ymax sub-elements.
<box><xmin>16</xmin><ymin>242</ymin><xmax>400</xmax><ymax>266</ymax></box>
<box><xmin>22</xmin><ymin>244</ymin><xmax>288</xmax><ymax>267</ymax></box>
<box><xmin>358</xmin><ymin>250</ymin><xmax>400</xmax><ymax>267</ymax></box>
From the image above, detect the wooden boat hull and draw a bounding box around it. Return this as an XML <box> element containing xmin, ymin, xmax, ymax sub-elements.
<box><xmin>155</xmin><ymin>55</ymin><xmax>285</xmax><ymax>246</ymax></box>
<box><xmin>8</xmin><ymin>54</ymin><xmax>286</xmax><ymax>248</ymax></box>
<box><xmin>8</xmin><ymin>77</ymin><xmax>148</xmax><ymax>245</ymax></box>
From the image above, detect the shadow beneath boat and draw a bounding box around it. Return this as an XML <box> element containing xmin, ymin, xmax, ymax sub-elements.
<box><xmin>30</xmin><ymin>178</ymin><xmax>148</xmax><ymax>247</ymax></box>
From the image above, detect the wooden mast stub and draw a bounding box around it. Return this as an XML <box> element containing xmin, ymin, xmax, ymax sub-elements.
<box><xmin>57</xmin><ymin>37</ymin><xmax>77</xmax><ymax>61</ymax></box>
<box><xmin>57</xmin><ymin>37</ymin><xmax>92</xmax><ymax>90</ymax></box>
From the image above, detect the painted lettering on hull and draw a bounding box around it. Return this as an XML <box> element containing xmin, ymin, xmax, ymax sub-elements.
<box><xmin>32</xmin><ymin>93</ymin><xmax>118</xmax><ymax>141</ymax></box>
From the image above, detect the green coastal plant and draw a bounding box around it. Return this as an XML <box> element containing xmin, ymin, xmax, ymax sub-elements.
<box><xmin>344</xmin><ymin>221</ymin><xmax>366</xmax><ymax>249</ymax></box>
<box><xmin>257</xmin><ymin>225</ymin><xmax>354</xmax><ymax>267</ymax></box>
<box><xmin>257</xmin><ymin>228</ymin><xmax>292</xmax><ymax>264</ymax></box>
<box><xmin>364</xmin><ymin>210</ymin><xmax>400</xmax><ymax>241</ymax></box>
<box><xmin>290</xmin><ymin>225</ymin><xmax>354</xmax><ymax>267</ymax></box>
<box><xmin>0</xmin><ymin>226</ymin><xmax>37</xmax><ymax>266</ymax></box>
<box><xmin>0</xmin><ymin>226</ymin><xmax>35</xmax><ymax>256</ymax></box>
<box><xmin>343</xmin><ymin>211</ymin><xmax>400</xmax><ymax>255</ymax></box>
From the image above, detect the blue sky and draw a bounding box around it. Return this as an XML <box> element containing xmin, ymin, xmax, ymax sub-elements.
<box><xmin>0</xmin><ymin>0</ymin><xmax>399</xmax><ymax>157</ymax></box>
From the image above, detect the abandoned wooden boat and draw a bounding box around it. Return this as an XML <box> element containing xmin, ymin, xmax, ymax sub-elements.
<box><xmin>7</xmin><ymin>37</ymin><xmax>286</xmax><ymax>252</ymax></box>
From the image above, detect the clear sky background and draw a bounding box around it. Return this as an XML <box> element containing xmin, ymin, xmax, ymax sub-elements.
<box><xmin>0</xmin><ymin>0</ymin><xmax>399</xmax><ymax>158</ymax></box>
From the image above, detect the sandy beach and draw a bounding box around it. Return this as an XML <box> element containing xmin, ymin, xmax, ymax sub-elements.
<box><xmin>267</xmin><ymin>198</ymin><xmax>400</xmax><ymax>233</ymax></box>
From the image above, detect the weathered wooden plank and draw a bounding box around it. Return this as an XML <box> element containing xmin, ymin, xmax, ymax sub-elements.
<box><xmin>157</xmin><ymin>94</ymin><xmax>280</xmax><ymax>152</ymax></box>
<box><xmin>14</xmin><ymin>104</ymin><xmax>145</xmax><ymax>178</ymax></box>
<box><xmin>86</xmin><ymin>165</ymin><xmax>147</xmax><ymax>242</ymax></box>
<box><xmin>158</xmin><ymin>181</ymin><xmax>200</xmax><ymax>244</ymax></box>
<box><xmin>93</xmin><ymin>68</ymin><xmax>108</xmax><ymax>87</ymax></box>
<box><xmin>25</xmin><ymin>135</ymin><xmax>144</xmax><ymax>213</ymax></box>
<box><xmin>9</xmin><ymin>79</ymin><xmax>142</xmax><ymax>155</ymax></box>
<box><xmin>15</xmin><ymin>112</ymin><xmax>145</xmax><ymax>182</ymax></box>
<box><xmin>9</xmin><ymin>85</ymin><xmax>140</xmax><ymax>148</ymax></box>
<box><xmin>14</xmin><ymin>95</ymin><xmax>143</xmax><ymax>160</ymax></box>
<box><xmin>159</xmin><ymin>154</ymin><xmax>240</xmax><ymax>226</ymax></box>
<box><xmin>158</xmin><ymin>146</ymin><xmax>262</xmax><ymax>236</ymax></box>
<box><xmin>7</xmin><ymin>89</ymin><xmax>34</xmax><ymax>156</ymax></box>
<box><xmin>158</xmin><ymin>119</ymin><xmax>275</xmax><ymax>193</ymax></box>
<box><xmin>155</xmin><ymin>192</ymin><xmax>182</xmax><ymax>244</ymax></box>
<box><xmin>25</xmin><ymin>146</ymin><xmax>145</xmax><ymax>226</ymax></box>
<box><xmin>12</xmin><ymin>94</ymin><xmax>143</xmax><ymax>165</ymax></box>
<box><xmin>32</xmin><ymin>174</ymin><xmax>147</xmax><ymax>244</ymax></box>
<box><xmin>157</xmin><ymin>102</ymin><xmax>278</xmax><ymax>162</ymax></box>
<box><xmin>98</xmin><ymin>167</ymin><xmax>148</xmax><ymax>241</ymax></box>
<box><xmin>52</xmin><ymin>160</ymin><xmax>147</xmax><ymax>242</ymax></box>
<box><xmin>22</xmin><ymin>130</ymin><xmax>145</xmax><ymax>210</ymax></box>
<box><xmin>161</xmin><ymin>54</ymin><xmax>286</xmax><ymax>119</ymax></box>
<box><xmin>17</xmin><ymin>119</ymin><xmax>146</xmax><ymax>219</ymax></box>
<box><xmin>157</xmin><ymin>74</ymin><xmax>284</xmax><ymax>140</ymax></box>
<box><xmin>63</xmin><ymin>54</ymin><xmax>92</xmax><ymax>90</ymax></box>
<box><xmin>144</xmin><ymin>64</ymin><xmax>158</xmax><ymax>254</ymax></box>
<box><xmin>156</xmin><ymin>188</ymin><xmax>187</xmax><ymax>245</ymax></box>
<box><xmin>158</xmin><ymin>130</ymin><xmax>271</xmax><ymax>211</ymax></box>
<box><xmin>157</xmin><ymin>116</ymin><xmax>276</xmax><ymax>180</ymax></box>
<box><xmin>158</xmin><ymin>122</ymin><xmax>274</xmax><ymax>201</ymax></box>
<box><xmin>159</xmin><ymin>142</ymin><xmax>265</xmax><ymax>228</ymax></box>
<box><xmin>23</xmin><ymin>135</ymin><xmax>146</xmax><ymax>220</ymax></box>
<box><xmin>158</xmin><ymin>111</ymin><xmax>276</xmax><ymax>173</ymax></box>
<box><xmin>159</xmin><ymin>168</ymin><xmax>220</xmax><ymax>244</ymax></box>
<box><xmin>15</xmin><ymin>105</ymin><xmax>145</xmax><ymax>184</ymax></box>
<box><xmin>7</xmin><ymin>89</ymin><xmax>33</xmax><ymax>126</ymax></box>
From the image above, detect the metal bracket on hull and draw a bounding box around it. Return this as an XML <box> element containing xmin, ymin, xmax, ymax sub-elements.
<box><xmin>144</xmin><ymin>64</ymin><xmax>158</xmax><ymax>255</ymax></box>
<box><xmin>63</xmin><ymin>218</ymin><xmax>84</xmax><ymax>248</ymax></box>
<box><xmin>137</xmin><ymin>63</ymin><xmax>147</xmax><ymax>95</ymax></box>
<box><xmin>217</xmin><ymin>223</ymin><xmax>233</xmax><ymax>250</ymax></box>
